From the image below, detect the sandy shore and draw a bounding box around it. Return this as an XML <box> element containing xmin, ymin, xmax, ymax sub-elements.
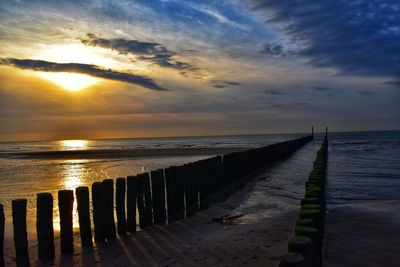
<box><xmin>323</xmin><ymin>202</ymin><xmax>400</xmax><ymax>267</ymax></box>
<box><xmin>10</xmin><ymin>147</ymin><xmax>250</xmax><ymax>160</ymax></box>
<box><xmin>4</xmin><ymin>171</ymin><xmax>300</xmax><ymax>267</ymax></box>
<box><xmin>3</xmin><ymin>141</ymin><xmax>319</xmax><ymax>266</ymax></box>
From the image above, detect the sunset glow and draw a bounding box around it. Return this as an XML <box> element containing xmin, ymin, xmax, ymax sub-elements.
<box><xmin>60</xmin><ymin>140</ymin><xmax>89</xmax><ymax>150</ymax></box>
<box><xmin>0</xmin><ymin>0</ymin><xmax>398</xmax><ymax>141</ymax></box>
<box><xmin>39</xmin><ymin>72</ymin><xmax>99</xmax><ymax>91</ymax></box>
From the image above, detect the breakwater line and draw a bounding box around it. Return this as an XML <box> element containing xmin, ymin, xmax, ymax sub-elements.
<box><xmin>0</xmin><ymin>135</ymin><xmax>312</xmax><ymax>266</ymax></box>
<box><xmin>280</xmin><ymin>134</ymin><xmax>328</xmax><ymax>267</ymax></box>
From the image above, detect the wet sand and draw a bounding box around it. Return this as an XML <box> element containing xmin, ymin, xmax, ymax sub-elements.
<box><xmin>12</xmin><ymin>147</ymin><xmax>249</xmax><ymax>160</ymax></box>
<box><xmin>323</xmin><ymin>202</ymin><xmax>400</xmax><ymax>267</ymax></box>
<box><xmin>2</xmin><ymin>141</ymin><xmax>319</xmax><ymax>266</ymax></box>
<box><xmin>3</xmin><ymin>168</ymin><xmax>302</xmax><ymax>267</ymax></box>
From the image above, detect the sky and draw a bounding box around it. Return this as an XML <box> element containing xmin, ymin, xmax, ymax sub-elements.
<box><xmin>0</xmin><ymin>0</ymin><xmax>399</xmax><ymax>141</ymax></box>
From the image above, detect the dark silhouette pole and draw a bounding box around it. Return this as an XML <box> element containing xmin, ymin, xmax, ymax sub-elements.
<box><xmin>36</xmin><ymin>193</ymin><xmax>55</xmax><ymax>261</ymax></box>
<box><xmin>92</xmin><ymin>182</ymin><xmax>106</xmax><ymax>242</ymax></box>
<box><xmin>102</xmin><ymin>179</ymin><xmax>116</xmax><ymax>239</ymax></box>
<box><xmin>58</xmin><ymin>190</ymin><xmax>74</xmax><ymax>253</ymax></box>
<box><xmin>116</xmin><ymin>177</ymin><xmax>127</xmax><ymax>235</ymax></box>
<box><xmin>76</xmin><ymin>187</ymin><xmax>93</xmax><ymax>247</ymax></box>
<box><xmin>12</xmin><ymin>199</ymin><xmax>30</xmax><ymax>267</ymax></box>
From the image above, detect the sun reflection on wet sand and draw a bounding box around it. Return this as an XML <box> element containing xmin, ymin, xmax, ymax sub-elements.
<box><xmin>53</xmin><ymin>159</ymin><xmax>91</xmax><ymax>231</ymax></box>
<box><xmin>62</xmin><ymin>160</ymin><xmax>88</xmax><ymax>190</ymax></box>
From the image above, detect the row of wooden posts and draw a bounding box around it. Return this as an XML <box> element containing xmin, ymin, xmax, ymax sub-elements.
<box><xmin>0</xmin><ymin>135</ymin><xmax>313</xmax><ymax>266</ymax></box>
<box><xmin>280</xmin><ymin>135</ymin><xmax>328</xmax><ymax>267</ymax></box>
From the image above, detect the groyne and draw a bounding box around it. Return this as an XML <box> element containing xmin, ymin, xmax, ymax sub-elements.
<box><xmin>280</xmin><ymin>135</ymin><xmax>328</xmax><ymax>267</ymax></box>
<box><xmin>0</xmin><ymin>135</ymin><xmax>313</xmax><ymax>266</ymax></box>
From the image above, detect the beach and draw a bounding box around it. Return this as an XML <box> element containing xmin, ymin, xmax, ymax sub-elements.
<box><xmin>1</xmin><ymin>134</ymin><xmax>319</xmax><ymax>266</ymax></box>
<box><xmin>1</xmin><ymin>131</ymin><xmax>400</xmax><ymax>266</ymax></box>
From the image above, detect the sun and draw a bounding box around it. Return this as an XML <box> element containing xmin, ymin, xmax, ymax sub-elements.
<box><xmin>34</xmin><ymin>43</ymin><xmax>116</xmax><ymax>91</ymax></box>
<box><xmin>39</xmin><ymin>72</ymin><xmax>99</xmax><ymax>91</ymax></box>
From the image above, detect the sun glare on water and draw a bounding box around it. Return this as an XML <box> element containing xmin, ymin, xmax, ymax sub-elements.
<box><xmin>60</xmin><ymin>139</ymin><xmax>88</xmax><ymax>150</ymax></box>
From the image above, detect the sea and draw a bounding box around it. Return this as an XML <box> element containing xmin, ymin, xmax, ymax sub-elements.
<box><xmin>0</xmin><ymin>130</ymin><xmax>399</xmax><ymax>257</ymax></box>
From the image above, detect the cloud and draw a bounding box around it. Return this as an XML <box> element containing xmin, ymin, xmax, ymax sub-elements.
<box><xmin>312</xmin><ymin>86</ymin><xmax>332</xmax><ymax>92</ymax></box>
<box><xmin>81</xmin><ymin>33</ymin><xmax>192</xmax><ymax>71</ymax></box>
<box><xmin>0</xmin><ymin>58</ymin><xmax>168</xmax><ymax>91</ymax></box>
<box><xmin>211</xmin><ymin>80</ymin><xmax>241</xmax><ymax>89</ymax></box>
<box><xmin>248</xmin><ymin>0</ymin><xmax>400</xmax><ymax>79</ymax></box>
<box><xmin>383</xmin><ymin>80</ymin><xmax>400</xmax><ymax>89</ymax></box>
<box><xmin>264</xmin><ymin>89</ymin><xmax>285</xmax><ymax>95</ymax></box>
<box><xmin>261</xmin><ymin>43</ymin><xmax>285</xmax><ymax>56</ymax></box>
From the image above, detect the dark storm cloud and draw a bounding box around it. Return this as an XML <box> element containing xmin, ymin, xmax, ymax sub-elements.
<box><xmin>312</xmin><ymin>86</ymin><xmax>332</xmax><ymax>92</ymax></box>
<box><xmin>0</xmin><ymin>58</ymin><xmax>168</xmax><ymax>91</ymax></box>
<box><xmin>248</xmin><ymin>0</ymin><xmax>400</xmax><ymax>80</ymax></box>
<box><xmin>81</xmin><ymin>34</ymin><xmax>192</xmax><ymax>70</ymax></box>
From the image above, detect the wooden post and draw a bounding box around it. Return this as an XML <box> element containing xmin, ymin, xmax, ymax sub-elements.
<box><xmin>116</xmin><ymin>177</ymin><xmax>127</xmax><ymax>235</ymax></box>
<box><xmin>92</xmin><ymin>182</ymin><xmax>106</xmax><ymax>242</ymax></box>
<box><xmin>279</xmin><ymin>252</ymin><xmax>305</xmax><ymax>267</ymax></box>
<box><xmin>136</xmin><ymin>174</ymin><xmax>146</xmax><ymax>229</ymax></box>
<box><xmin>126</xmin><ymin>176</ymin><xmax>138</xmax><ymax>233</ymax></box>
<box><xmin>142</xmin><ymin>173</ymin><xmax>153</xmax><ymax>227</ymax></box>
<box><xmin>165</xmin><ymin>166</ymin><xmax>176</xmax><ymax>224</ymax></box>
<box><xmin>75</xmin><ymin>187</ymin><xmax>92</xmax><ymax>247</ymax></box>
<box><xmin>102</xmin><ymin>179</ymin><xmax>116</xmax><ymax>239</ymax></box>
<box><xmin>150</xmin><ymin>169</ymin><xmax>167</xmax><ymax>225</ymax></box>
<box><xmin>288</xmin><ymin>236</ymin><xmax>313</xmax><ymax>266</ymax></box>
<box><xmin>184</xmin><ymin>163</ymin><xmax>197</xmax><ymax>218</ymax></box>
<box><xmin>0</xmin><ymin>204</ymin><xmax>5</xmax><ymax>267</ymax></box>
<box><xmin>12</xmin><ymin>199</ymin><xmax>30</xmax><ymax>266</ymax></box>
<box><xmin>58</xmin><ymin>190</ymin><xmax>74</xmax><ymax>253</ymax></box>
<box><xmin>174</xmin><ymin>166</ymin><xmax>185</xmax><ymax>221</ymax></box>
<box><xmin>36</xmin><ymin>193</ymin><xmax>55</xmax><ymax>260</ymax></box>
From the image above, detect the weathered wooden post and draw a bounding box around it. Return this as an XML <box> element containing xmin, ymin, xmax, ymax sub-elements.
<box><xmin>184</xmin><ymin>163</ymin><xmax>197</xmax><ymax>218</ymax></box>
<box><xmin>116</xmin><ymin>177</ymin><xmax>127</xmax><ymax>235</ymax></box>
<box><xmin>0</xmin><ymin>204</ymin><xmax>5</xmax><ymax>267</ymax></box>
<box><xmin>288</xmin><ymin>236</ymin><xmax>313</xmax><ymax>266</ymax></box>
<box><xmin>143</xmin><ymin>173</ymin><xmax>153</xmax><ymax>227</ymax></box>
<box><xmin>165</xmin><ymin>166</ymin><xmax>176</xmax><ymax>224</ymax></box>
<box><xmin>12</xmin><ymin>199</ymin><xmax>30</xmax><ymax>266</ymax></box>
<box><xmin>279</xmin><ymin>252</ymin><xmax>305</xmax><ymax>267</ymax></box>
<box><xmin>174</xmin><ymin>166</ymin><xmax>185</xmax><ymax>220</ymax></box>
<box><xmin>92</xmin><ymin>182</ymin><xmax>106</xmax><ymax>242</ymax></box>
<box><xmin>136</xmin><ymin>174</ymin><xmax>147</xmax><ymax>229</ymax></box>
<box><xmin>102</xmin><ymin>179</ymin><xmax>116</xmax><ymax>239</ymax></box>
<box><xmin>126</xmin><ymin>176</ymin><xmax>138</xmax><ymax>233</ymax></box>
<box><xmin>75</xmin><ymin>187</ymin><xmax>92</xmax><ymax>247</ymax></box>
<box><xmin>36</xmin><ymin>193</ymin><xmax>55</xmax><ymax>260</ymax></box>
<box><xmin>58</xmin><ymin>190</ymin><xmax>74</xmax><ymax>253</ymax></box>
<box><xmin>150</xmin><ymin>169</ymin><xmax>167</xmax><ymax>225</ymax></box>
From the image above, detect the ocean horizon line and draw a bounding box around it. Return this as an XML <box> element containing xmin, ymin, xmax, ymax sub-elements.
<box><xmin>0</xmin><ymin>128</ymin><xmax>399</xmax><ymax>144</ymax></box>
